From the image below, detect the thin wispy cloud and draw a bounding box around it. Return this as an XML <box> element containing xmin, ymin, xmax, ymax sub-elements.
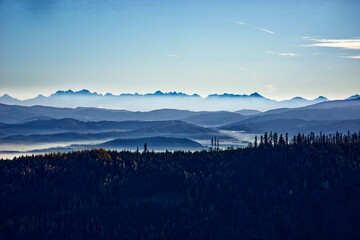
<box><xmin>313</xmin><ymin>52</ymin><xmax>322</xmax><ymax>56</ymax></box>
<box><xmin>164</xmin><ymin>53</ymin><xmax>180</xmax><ymax>58</ymax></box>
<box><xmin>341</xmin><ymin>55</ymin><xmax>360</xmax><ymax>59</ymax></box>
<box><xmin>264</xmin><ymin>84</ymin><xmax>278</xmax><ymax>93</ymax></box>
<box><xmin>304</xmin><ymin>38</ymin><xmax>360</xmax><ymax>50</ymax></box>
<box><xmin>239</xmin><ymin>67</ymin><xmax>261</xmax><ymax>77</ymax></box>
<box><xmin>301</xmin><ymin>36</ymin><xmax>321</xmax><ymax>40</ymax></box>
<box><xmin>278</xmin><ymin>53</ymin><xmax>299</xmax><ymax>57</ymax></box>
<box><xmin>235</xmin><ymin>21</ymin><xmax>274</xmax><ymax>34</ymax></box>
<box><xmin>267</xmin><ymin>51</ymin><xmax>300</xmax><ymax>57</ymax></box>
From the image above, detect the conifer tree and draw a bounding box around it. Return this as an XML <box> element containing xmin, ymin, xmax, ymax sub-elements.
<box><xmin>143</xmin><ymin>143</ymin><xmax>147</xmax><ymax>153</ymax></box>
<box><xmin>264</xmin><ymin>132</ymin><xmax>268</xmax><ymax>145</ymax></box>
<box><xmin>273</xmin><ymin>133</ymin><xmax>278</xmax><ymax>145</ymax></box>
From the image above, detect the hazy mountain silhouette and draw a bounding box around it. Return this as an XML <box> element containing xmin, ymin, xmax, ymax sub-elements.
<box><xmin>0</xmin><ymin>118</ymin><xmax>228</xmax><ymax>139</ymax></box>
<box><xmin>207</xmin><ymin>92</ymin><xmax>266</xmax><ymax>99</ymax></box>
<box><xmin>0</xmin><ymin>103</ymin><xmax>250</xmax><ymax>126</ymax></box>
<box><xmin>0</xmin><ymin>94</ymin><xmax>19</xmax><ymax>104</ymax></box>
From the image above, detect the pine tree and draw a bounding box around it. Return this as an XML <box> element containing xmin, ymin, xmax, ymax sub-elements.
<box><xmin>264</xmin><ymin>132</ymin><xmax>268</xmax><ymax>145</ymax></box>
<box><xmin>273</xmin><ymin>132</ymin><xmax>278</xmax><ymax>145</ymax></box>
<box><xmin>279</xmin><ymin>134</ymin><xmax>284</xmax><ymax>145</ymax></box>
<box><xmin>143</xmin><ymin>143</ymin><xmax>147</xmax><ymax>153</ymax></box>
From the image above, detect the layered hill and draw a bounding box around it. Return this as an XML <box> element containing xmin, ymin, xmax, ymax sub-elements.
<box><xmin>0</xmin><ymin>119</ymin><xmax>228</xmax><ymax>140</ymax></box>
<box><xmin>0</xmin><ymin>103</ymin><xmax>246</xmax><ymax>126</ymax></box>
<box><xmin>221</xmin><ymin>99</ymin><xmax>360</xmax><ymax>134</ymax></box>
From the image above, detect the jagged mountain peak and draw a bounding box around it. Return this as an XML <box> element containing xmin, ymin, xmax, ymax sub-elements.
<box><xmin>0</xmin><ymin>94</ymin><xmax>19</xmax><ymax>103</ymax></box>
<box><xmin>54</xmin><ymin>89</ymin><xmax>74</xmax><ymax>95</ymax></box>
<box><xmin>249</xmin><ymin>92</ymin><xmax>264</xmax><ymax>98</ymax></box>
<box><xmin>0</xmin><ymin>94</ymin><xmax>16</xmax><ymax>99</ymax></box>
<box><xmin>291</xmin><ymin>96</ymin><xmax>306</xmax><ymax>100</ymax></box>
<box><xmin>313</xmin><ymin>96</ymin><xmax>328</xmax><ymax>101</ymax></box>
<box><xmin>347</xmin><ymin>94</ymin><xmax>360</xmax><ymax>100</ymax></box>
<box><xmin>53</xmin><ymin>89</ymin><xmax>100</xmax><ymax>96</ymax></box>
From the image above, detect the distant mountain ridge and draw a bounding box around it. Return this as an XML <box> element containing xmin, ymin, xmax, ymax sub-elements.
<box><xmin>50</xmin><ymin>89</ymin><xmax>201</xmax><ymax>98</ymax></box>
<box><xmin>0</xmin><ymin>103</ymin><xmax>245</xmax><ymax>125</ymax></box>
<box><xmin>0</xmin><ymin>89</ymin><xmax>337</xmax><ymax>111</ymax></box>
<box><xmin>207</xmin><ymin>92</ymin><xmax>266</xmax><ymax>98</ymax></box>
<box><xmin>1</xmin><ymin>89</ymin><xmax>332</xmax><ymax>100</ymax></box>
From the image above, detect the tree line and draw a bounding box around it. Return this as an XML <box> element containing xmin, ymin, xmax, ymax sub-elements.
<box><xmin>253</xmin><ymin>131</ymin><xmax>360</xmax><ymax>147</ymax></box>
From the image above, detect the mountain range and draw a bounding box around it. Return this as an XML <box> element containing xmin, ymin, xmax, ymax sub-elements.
<box><xmin>0</xmin><ymin>89</ymin><xmax>342</xmax><ymax>111</ymax></box>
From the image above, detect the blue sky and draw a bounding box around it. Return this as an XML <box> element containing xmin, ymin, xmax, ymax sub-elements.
<box><xmin>0</xmin><ymin>0</ymin><xmax>359</xmax><ymax>100</ymax></box>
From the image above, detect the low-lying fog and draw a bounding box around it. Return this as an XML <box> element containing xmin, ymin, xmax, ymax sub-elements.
<box><xmin>0</xmin><ymin>131</ymin><xmax>257</xmax><ymax>160</ymax></box>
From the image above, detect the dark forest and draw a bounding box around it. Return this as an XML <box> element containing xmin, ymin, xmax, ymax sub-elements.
<box><xmin>1</xmin><ymin>132</ymin><xmax>360</xmax><ymax>239</ymax></box>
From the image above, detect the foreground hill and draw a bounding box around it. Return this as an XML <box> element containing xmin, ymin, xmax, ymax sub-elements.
<box><xmin>1</xmin><ymin>137</ymin><xmax>359</xmax><ymax>239</ymax></box>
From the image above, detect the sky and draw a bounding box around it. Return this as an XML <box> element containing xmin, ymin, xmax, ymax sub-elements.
<box><xmin>0</xmin><ymin>0</ymin><xmax>359</xmax><ymax>100</ymax></box>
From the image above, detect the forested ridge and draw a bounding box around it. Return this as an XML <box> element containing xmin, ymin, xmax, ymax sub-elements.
<box><xmin>1</xmin><ymin>133</ymin><xmax>360</xmax><ymax>239</ymax></box>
